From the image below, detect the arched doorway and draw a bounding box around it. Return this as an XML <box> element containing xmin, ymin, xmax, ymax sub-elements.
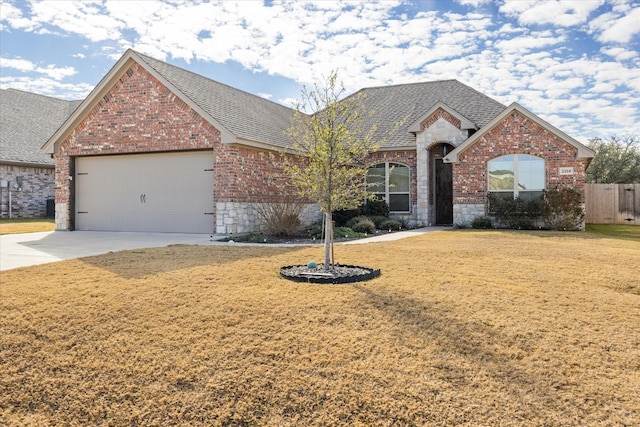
<box><xmin>430</xmin><ymin>143</ymin><xmax>455</xmax><ymax>225</ymax></box>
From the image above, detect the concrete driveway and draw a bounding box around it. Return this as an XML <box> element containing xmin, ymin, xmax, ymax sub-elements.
<box><xmin>0</xmin><ymin>227</ymin><xmax>446</xmax><ymax>271</ymax></box>
<box><xmin>0</xmin><ymin>231</ymin><xmax>220</xmax><ymax>271</ymax></box>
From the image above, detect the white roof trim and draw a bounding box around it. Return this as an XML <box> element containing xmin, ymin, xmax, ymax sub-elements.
<box><xmin>408</xmin><ymin>101</ymin><xmax>477</xmax><ymax>133</ymax></box>
<box><xmin>42</xmin><ymin>49</ymin><xmax>237</xmax><ymax>154</ymax></box>
<box><xmin>443</xmin><ymin>102</ymin><xmax>595</xmax><ymax>163</ymax></box>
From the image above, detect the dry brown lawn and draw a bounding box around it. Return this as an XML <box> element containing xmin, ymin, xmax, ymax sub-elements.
<box><xmin>0</xmin><ymin>218</ymin><xmax>54</xmax><ymax>235</ymax></box>
<box><xmin>1</xmin><ymin>230</ymin><xmax>639</xmax><ymax>426</ymax></box>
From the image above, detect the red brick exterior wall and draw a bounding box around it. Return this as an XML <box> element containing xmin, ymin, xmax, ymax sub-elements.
<box><xmin>420</xmin><ymin>108</ymin><xmax>461</xmax><ymax>131</ymax></box>
<box><xmin>453</xmin><ymin>110</ymin><xmax>589</xmax><ymax>205</ymax></box>
<box><xmin>55</xmin><ymin>63</ymin><xmax>223</xmax><ymax>229</ymax></box>
<box><xmin>214</xmin><ymin>146</ymin><xmax>300</xmax><ymax>203</ymax></box>
<box><xmin>54</xmin><ymin>62</ymin><xmax>300</xmax><ymax>230</ymax></box>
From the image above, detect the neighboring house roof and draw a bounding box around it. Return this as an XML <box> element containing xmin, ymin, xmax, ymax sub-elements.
<box><xmin>352</xmin><ymin>80</ymin><xmax>506</xmax><ymax>149</ymax></box>
<box><xmin>444</xmin><ymin>102</ymin><xmax>595</xmax><ymax>163</ymax></box>
<box><xmin>1</xmin><ymin>88</ymin><xmax>80</xmax><ymax>167</ymax></box>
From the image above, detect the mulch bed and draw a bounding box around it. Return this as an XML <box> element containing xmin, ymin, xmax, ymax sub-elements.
<box><xmin>280</xmin><ymin>264</ymin><xmax>381</xmax><ymax>284</ymax></box>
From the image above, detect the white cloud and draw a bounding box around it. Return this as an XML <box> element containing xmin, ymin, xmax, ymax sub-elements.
<box><xmin>494</xmin><ymin>32</ymin><xmax>565</xmax><ymax>53</ymax></box>
<box><xmin>0</xmin><ymin>56</ymin><xmax>77</xmax><ymax>80</ymax></box>
<box><xmin>589</xmin><ymin>6</ymin><xmax>640</xmax><ymax>43</ymax></box>
<box><xmin>1</xmin><ymin>57</ymin><xmax>35</xmax><ymax>72</ymax></box>
<box><xmin>500</xmin><ymin>0</ymin><xmax>604</xmax><ymax>27</ymax></box>
<box><xmin>600</xmin><ymin>46</ymin><xmax>638</xmax><ymax>61</ymax></box>
<box><xmin>455</xmin><ymin>0</ymin><xmax>492</xmax><ymax>7</ymax></box>
<box><xmin>0</xmin><ymin>76</ymin><xmax>92</xmax><ymax>100</ymax></box>
<box><xmin>27</xmin><ymin>1</ymin><xmax>124</xmax><ymax>42</ymax></box>
<box><xmin>1</xmin><ymin>0</ymin><xmax>638</xmax><ymax>140</ymax></box>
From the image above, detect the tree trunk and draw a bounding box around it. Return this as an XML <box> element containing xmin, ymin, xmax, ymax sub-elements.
<box><xmin>324</xmin><ymin>211</ymin><xmax>333</xmax><ymax>271</ymax></box>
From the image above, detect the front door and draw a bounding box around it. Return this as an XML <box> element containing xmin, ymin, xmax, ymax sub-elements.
<box><xmin>435</xmin><ymin>158</ymin><xmax>453</xmax><ymax>225</ymax></box>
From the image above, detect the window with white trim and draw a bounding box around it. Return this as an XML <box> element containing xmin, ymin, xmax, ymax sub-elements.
<box><xmin>488</xmin><ymin>154</ymin><xmax>545</xmax><ymax>200</ymax></box>
<box><xmin>367</xmin><ymin>162</ymin><xmax>410</xmax><ymax>212</ymax></box>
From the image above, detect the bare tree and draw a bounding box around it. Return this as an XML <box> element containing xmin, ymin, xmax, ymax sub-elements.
<box><xmin>285</xmin><ymin>71</ymin><xmax>379</xmax><ymax>271</ymax></box>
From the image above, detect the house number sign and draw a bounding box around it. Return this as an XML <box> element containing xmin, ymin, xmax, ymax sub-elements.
<box><xmin>559</xmin><ymin>167</ymin><xmax>574</xmax><ymax>175</ymax></box>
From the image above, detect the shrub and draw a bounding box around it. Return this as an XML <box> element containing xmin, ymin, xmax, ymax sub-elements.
<box><xmin>305</xmin><ymin>221</ymin><xmax>324</xmax><ymax>239</ymax></box>
<box><xmin>379</xmin><ymin>219</ymin><xmax>402</xmax><ymax>231</ymax></box>
<box><xmin>332</xmin><ymin>208</ymin><xmax>360</xmax><ymax>227</ymax></box>
<box><xmin>253</xmin><ymin>200</ymin><xmax>303</xmax><ymax>237</ymax></box>
<box><xmin>346</xmin><ymin>215</ymin><xmax>371</xmax><ymax>228</ymax></box>
<box><xmin>351</xmin><ymin>218</ymin><xmax>376</xmax><ymax>234</ymax></box>
<box><xmin>391</xmin><ymin>215</ymin><xmax>411</xmax><ymax>229</ymax></box>
<box><xmin>541</xmin><ymin>187</ymin><xmax>585</xmax><ymax>231</ymax></box>
<box><xmin>471</xmin><ymin>216</ymin><xmax>493</xmax><ymax>229</ymax></box>
<box><xmin>306</xmin><ymin>223</ymin><xmax>369</xmax><ymax>239</ymax></box>
<box><xmin>370</xmin><ymin>215</ymin><xmax>389</xmax><ymax>228</ymax></box>
<box><xmin>360</xmin><ymin>199</ymin><xmax>390</xmax><ymax>218</ymax></box>
<box><xmin>487</xmin><ymin>193</ymin><xmax>542</xmax><ymax>230</ymax></box>
<box><xmin>333</xmin><ymin>226</ymin><xmax>367</xmax><ymax>239</ymax></box>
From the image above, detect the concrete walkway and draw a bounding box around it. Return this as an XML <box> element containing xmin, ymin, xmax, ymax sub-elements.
<box><xmin>0</xmin><ymin>227</ymin><xmax>448</xmax><ymax>271</ymax></box>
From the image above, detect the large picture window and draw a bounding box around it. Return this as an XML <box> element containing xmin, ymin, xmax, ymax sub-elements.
<box><xmin>367</xmin><ymin>162</ymin><xmax>410</xmax><ymax>212</ymax></box>
<box><xmin>488</xmin><ymin>154</ymin><xmax>545</xmax><ymax>200</ymax></box>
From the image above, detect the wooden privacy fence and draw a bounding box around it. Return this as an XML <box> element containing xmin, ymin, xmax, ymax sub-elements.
<box><xmin>584</xmin><ymin>183</ymin><xmax>640</xmax><ymax>225</ymax></box>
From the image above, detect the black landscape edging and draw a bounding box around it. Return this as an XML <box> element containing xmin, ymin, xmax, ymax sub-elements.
<box><xmin>280</xmin><ymin>264</ymin><xmax>381</xmax><ymax>284</ymax></box>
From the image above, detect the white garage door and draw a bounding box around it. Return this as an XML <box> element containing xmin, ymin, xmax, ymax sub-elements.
<box><xmin>75</xmin><ymin>151</ymin><xmax>214</xmax><ymax>233</ymax></box>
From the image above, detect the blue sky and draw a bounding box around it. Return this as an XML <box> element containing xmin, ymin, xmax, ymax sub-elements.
<box><xmin>1</xmin><ymin>0</ymin><xmax>639</xmax><ymax>143</ymax></box>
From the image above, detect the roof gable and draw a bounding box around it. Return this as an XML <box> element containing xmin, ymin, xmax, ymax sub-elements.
<box><xmin>349</xmin><ymin>80</ymin><xmax>506</xmax><ymax>149</ymax></box>
<box><xmin>407</xmin><ymin>101</ymin><xmax>477</xmax><ymax>133</ymax></box>
<box><xmin>43</xmin><ymin>50</ymin><xmax>296</xmax><ymax>154</ymax></box>
<box><xmin>443</xmin><ymin>102</ymin><xmax>595</xmax><ymax>163</ymax></box>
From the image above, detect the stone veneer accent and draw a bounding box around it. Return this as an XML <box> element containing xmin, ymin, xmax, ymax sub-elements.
<box><xmin>415</xmin><ymin>113</ymin><xmax>468</xmax><ymax>225</ymax></box>
<box><xmin>0</xmin><ymin>164</ymin><xmax>54</xmax><ymax>218</ymax></box>
<box><xmin>216</xmin><ymin>202</ymin><xmax>321</xmax><ymax>235</ymax></box>
<box><xmin>453</xmin><ymin>204</ymin><xmax>485</xmax><ymax>226</ymax></box>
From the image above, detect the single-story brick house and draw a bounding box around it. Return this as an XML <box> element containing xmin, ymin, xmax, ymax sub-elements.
<box><xmin>1</xmin><ymin>89</ymin><xmax>81</xmax><ymax>218</ymax></box>
<box><xmin>42</xmin><ymin>49</ymin><xmax>594</xmax><ymax>233</ymax></box>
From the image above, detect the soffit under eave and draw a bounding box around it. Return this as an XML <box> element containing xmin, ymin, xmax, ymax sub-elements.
<box><xmin>407</xmin><ymin>101</ymin><xmax>477</xmax><ymax>134</ymax></box>
<box><xmin>443</xmin><ymin>103</ymin><xmax>595</xmax><ymax>163</ymax></box>
<box><xmin>41</xmin><ymin>50</ymin><xmax>238</xmax><ymax>154</ymax></box>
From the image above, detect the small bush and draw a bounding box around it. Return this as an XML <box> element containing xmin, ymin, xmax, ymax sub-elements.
<box><xmin>352</xmin><ymin>218</ymin><xmax>376</xmax><ymax>234</ymax></box>
<box><xmin>487</xmin><ymin>193</ymin><xmax>542</xmax><ymax>230</ymax></box>
<box><xmin>306</xmin><ymin>223</ymin><xmax>369</xmax><ymax>239</ymax></box>
<box><xmin>346</xmin><ymin>215</ymin><xmax>371</xmax><ymax>228</ymax></box>
<box><xmin>471</xmin><ymin>216</ymin><xmax>493</xmax><ymax>229</ymax></box>
<box><xmin>541</xmin><ymin>187</ymin><xmax>585</xmax><ymax>231</ymax></box>
<box><xmin>254</xmin><ymin>201</ymin><xmax>303</xmax><ymax>237</ymax></box>
<box><xmin>370</xmin><ymin>215</ymin><xmax>389</xmax><ymax>228</ymax></box>
<box><xmin>333</xmin><ymin>208</ymin><xmax>360</xmax><ymax>227</ymax></box>
<box><xmin>361</xmin><ymin>200</ymin><xmax>390</xmax><ymax>218</ymax></box>
<box><xmin>305</xmin><ymin>221</ymin><xmax>324</xmax><ymax>239</ymax></box>
<box><xmin>391</xmin><ymin>215</ymin><xmax>411</xmax><ymax>229</ymax></box>
<box><xmin>379</xmin><ymin>219</ymin><xmax>402</xmax><ymax>231</ymax></box>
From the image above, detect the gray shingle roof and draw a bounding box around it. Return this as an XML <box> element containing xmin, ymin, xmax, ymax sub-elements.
<box><xmin>1</xmin><ymin>89</ymin><xmax>80</xmax><ymax>166</ymax></box>
<box><xmin>135</xmin><ymin>52</ymin><xmax>296</xmax><ymax>147</ymax></box>
<box><xmin>352</xmin><ymin>80</ymin><xmax>507</xmax><ymax>148</ymax></box>
<box><xmin>135</xmin><ymin>52</ymin><xmax>506</xmax><ymax>150</ymax></box>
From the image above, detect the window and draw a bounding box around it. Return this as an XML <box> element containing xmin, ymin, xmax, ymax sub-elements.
<box><xmin>488</xmin><ymin>154</ymin><xmax>544</xmax><ymax>200</ymax></box>
<box><xmin>367</xmin><ymin>162</ymin><xmax>410</xmax><ymax>212</ymax></box>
